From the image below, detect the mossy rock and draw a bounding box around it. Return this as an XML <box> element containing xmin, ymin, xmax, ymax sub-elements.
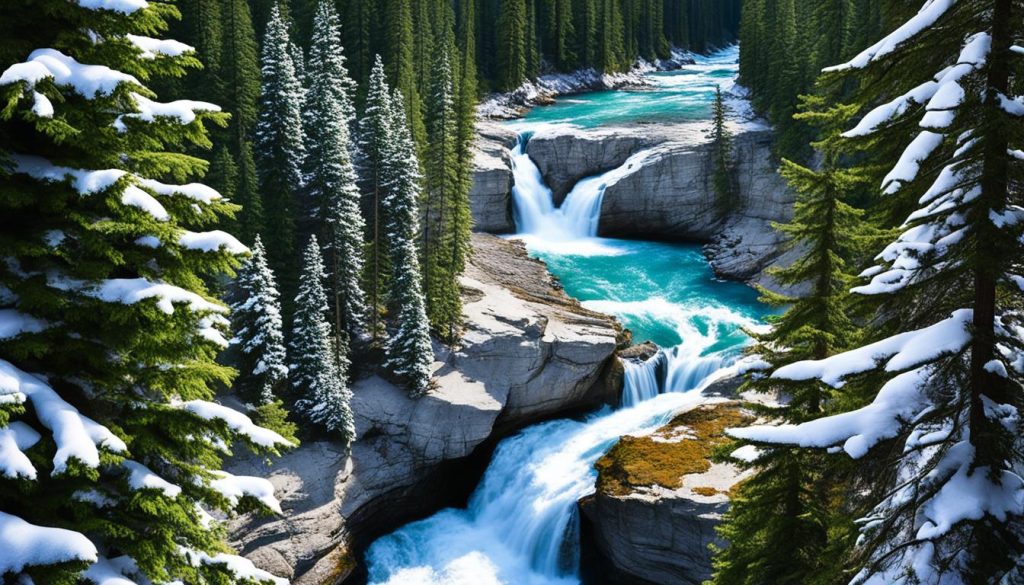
<box><xmin>595</xmin><ymin>403</ymin><xmax>752</xmax><ymax>497</ymax></box>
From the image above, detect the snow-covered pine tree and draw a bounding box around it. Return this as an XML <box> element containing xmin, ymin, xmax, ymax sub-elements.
<box><xmin>730</xmin><ymin>2</ymin><xmax>1024</xmax><ymax>582</ymax></box>
<box><xmin>290</xmin><ymin>237</ymin><xmax>356</xmax><ymax>443</ymax></box>
<box><xmin>357</xmin><ymin>55</ymin><xmax>394</xmax><ymax>345</ymax></box>
<box><xmin>231</xmin><ymin>235</ymin><xmax>289</xmax><ymax>406</ymax></box>
<box><xmin>382</xmin><ymin>90</ymin><xmax>435</xmax><ymax>398</ymax></box>
<box><xmin>304</xmin><ymin>0</ymin><xmax>368</xmax><ymax>348</ymax></box>
<box><xmin>0</xmin><ymin>1</ymin><xmax>292</xmax><ymax>582</ymax></box>
<box><xmin>254</xmin><ymin>2</ymin><xmax>306</xmax><ymax>279</ymax></box>
<box><xmin>712</xmin><ymin>97</ymin><xmax>869</xmax><ymax>585</ymax></box>
<box><xmin>423</xmin><ymin>45</ymin><xmax>465</xmax><ymax>342</ymax></box>
<box><xmin>306</xmin><ymin>0</ymin><xmax>357</xmax><ymax>130</ymax></box>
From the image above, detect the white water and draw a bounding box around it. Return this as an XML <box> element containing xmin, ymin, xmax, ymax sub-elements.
<box><xmin>366</xmin><ymin>50</ymin><xmax>760</xmax><ymax>585</ymax></box>
<box><xmin>511</xmin><ymin>137</ymin><xmax>656</xmax><ymax>257</ymax></box>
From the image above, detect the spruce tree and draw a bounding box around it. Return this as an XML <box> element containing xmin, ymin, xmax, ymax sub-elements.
<box><xmin>222</xmin><ymin>0</ymin><xmax>262</xmax><ymax>242</ymax></box>
<box><xmin>382</xmin><ymin>91</ymin><xmax>435</xmax><ymax>397</ymax></box>
<box><xmin>0</xmin><ymin>1</ymin><xmax>291</xmax><ymax>582</ymax></box>
<box><xmin>357</xmin><ymin>56</ymin><xmax>394</xmax><ymax>345</ymax></box>
<box><xmin>231</xmin><ymin>236</ymin><xmax>289</xmax><ymax>406</ymax></box>
<box><xmin>712</xmin><ymin>98</ymin><xmax>868</xmax><ymax>585</ymax></box>
<box><xmin>423</xmin><ymin>47</ymin><xmax>465</xmax><ymax>341</ymax></box>
<box><xmin>290</xmin><ymin>238</ymin><xmax>357</xmax><ymax>444</ymax></box>
<box><xmin>304</xmin><ymin>0</ymin><xmax>369</xmax><ymax>346</ymax></box>
<box><xmin>496</xmin><ymin>0</ymin><xmax>528</xmax><ymax>91</ymax></box>
<box><xmin>731</xmin><ymin>2</ymin><xmax>1024</xmax><ymax>582</ymax></box>
<box><xmin>709</xmin><ymin>85</ymin><xmax>736</xmax><ymax>216</ymax></box>
<box><xmin>254</xmin><ymin>3</ymin><xmax>306</xmax><ymax>277</ymax></box>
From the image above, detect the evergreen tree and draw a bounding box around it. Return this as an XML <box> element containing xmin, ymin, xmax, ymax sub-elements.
<box><xmin>231</xmin><ymin>236</ymin><xmax>289</xmax><ymax>405</ymax></box>
<box><xmin>0</xmin><ymin>1</ymin><xmax>291</xmax><ymax>581</ymax></box>
<box><xmin>496</xmin><ymin>0</ymin><xmax>528</xmax><ymax>91</ymax></box>
<box><xmin>357</xmin><ymin>55</ymin><xmax>394</xmax><ymax>345</ymax></box>
<box><xmin>731</xmin><ymin>2</ymin><xmax>1024</xmax><ymax>582</ymax></box>
<box><xmin>382</xmin><ymin>91</ymin><xmax>435</xmax><ymax>397</ymax></box>
<box><xmin>254</xmin><ymin>3</ymin><xmax>306</xmax><ymax>276</ymax></box>
<box><xmin>305</xmin><ymin>0</ymin><xmax>369</xmax><ymax>345</ymax></box>
<box><xmin>221</xmin><ymin>0</ymin><xmax>262</xmax><ymax>242</ymax></box>
<box><xmin>423</xmin><ymin>47</ymin><xmax>466</xmax><ymax>341</ymax></box>
<box><xmin>708</xmin><ymin>85</ymin><xmax>736</xmax><ymax>216</ymax></box>
<box><xmin>384</xmin><ymin>0</ymin><xmax>427</xmax><ymax>151</ymax></box>
<box><xmin>290</xmin><ymin>238</ymin><xmax>357</xmax><ymax>444</ymax></box>
<box><xmin>712</xmin><ymin>98</ymin><xmax>868</xmax><ymax>585</ymax></box>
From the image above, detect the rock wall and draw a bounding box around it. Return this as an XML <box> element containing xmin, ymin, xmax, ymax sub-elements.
<box><xmin>227</xmin><ymin>234</ymin><xmax>621</xmax><ymax>585</ymax></box>
<box><xmin>468</xmin><ymin>121</ymin><xmax>797</xmax><ymax>289</ymax></box>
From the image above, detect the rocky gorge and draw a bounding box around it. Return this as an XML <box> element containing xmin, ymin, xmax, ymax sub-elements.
<box><xmin>229</xmin><ymin>74</ymin><xmax>795</xmax><ymax>584</ymax></box>
<box><xmin>227</xmin><ymin>234</ymin><xmax>623</xmax><ymax>584</ymax></box>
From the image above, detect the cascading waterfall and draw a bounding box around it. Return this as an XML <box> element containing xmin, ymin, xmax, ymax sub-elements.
<box><xmin>365</xmin><ymin>46</ymin><xmax>764</xmax><ymax>585</ymax></box>
<box><xmin>511</xmin><ymin>134</ymin><xmax>654</xmax><ymax>242</ymax></box>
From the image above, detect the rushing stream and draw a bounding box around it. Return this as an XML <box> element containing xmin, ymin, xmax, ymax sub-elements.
<box><xmin>365</xmin><ymin>46</ymin><xmax>767</xmax><ymax>585</ymax></box>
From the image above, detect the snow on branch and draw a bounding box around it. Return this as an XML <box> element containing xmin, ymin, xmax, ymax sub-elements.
<box><xmin>126</xmin><ymin>35</ymin><xmax>193</xmax><ymax>60</ymax></box>
<box><xmin>76</xmin><ymin>0</ymin><xmax>148</xmax><ymax>13</ymax></box>
<box><xmin>12</xmin><ymin>155</ymin><xmax>126</xmax><ymax>195</ymax></box>
<box><xmin>179</xmin><ymin>231</ymin><xmax>248</xmax><ymax>255</ymax></box>
<box><xmin>208</xmin><ymin>470</ymin><xmax>282</xmax><ymax>514</ymax></box>
<box><xmin>114</xmin><ymin>93</ymin><xmax>221</xmax><ymax>133</ymax></box>
<box><xmin>823</xmin><ymin>0</ymin><xmax>957</xmax><ymax>72</ymax></box>
<box><xmin>175</xmin><ymin>400</ymin><xmax>293</xmax><ymax>449</ymax></box>
<box><xmin>1</xmin><ymin>358</ymin><xmax>127</xmax><ymax>474</ymax></box>
<box><xmin>0</xmin><ymin>510</ymin><xmax>98</xmax><ymax>574</ymax></box>
<box><xmin>136</xmin><ymin>178</ymin><xmax>222</xmax><ymax>204</ymax></box>
<box><xmin>0</xmin><ymin>49</ymin><xmax>139</xmax><ymax>98</ymax></box>
<box><xmin>122</xmin><ymin>460</ymin><xmax>181</xmax><ymax>498</ymax></box>
<box><xmin>0</xmin><ymin>309</ymin><xmax>48</xmax><ymax>341</ymax></box>
<box><xmin>729</xmin><ymin>366</ymin><xmax>934</xmax><ymax>458</ymax></box>
<box><xmin>0</xmin><ymin>422</ymin><xmax>40</xmax><ymax>480</ymax></box>
<box><xmin>771</xmin><ymin>309</ymin><xmax>973</xmax><ymax>387</ymax></box>
<box><xmin>882</xmin><ymin>131</ymin><xmax>944</xmax><ymax>194</ymax></box>
<box><xmin>86</xmin><ymin>278</ymin><xmax>226</xmax><ymax>315</ymax></box>
<box><xmin>181</xmin><ymin>548</ymin><xmax>288</xmax><ymax>585</ymax></box>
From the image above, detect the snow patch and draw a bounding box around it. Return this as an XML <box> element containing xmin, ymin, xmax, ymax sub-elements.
<box><xmin>0</xmin><ymin>511</ymin><xmax>98</xmax><ymax>574</ymax></box>
<box><xmin>175</xmin><ymin>400</ymin><xmax>292</xmax><ymax>448</ymax></box>
<box><xmin>0</xmin><ymin>48</ymin><xmax>138</xmax><ymax>97</ymax></box>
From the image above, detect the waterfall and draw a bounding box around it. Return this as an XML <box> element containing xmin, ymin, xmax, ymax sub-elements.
<box><xmin>511</xmin><ymin>134</ymin><xmax>654</xmax><ymax>242</ymax></box>
<box><xmin>366</xmin><ymin>48</ymin><xmax>760</xmax><ymax>585</ymax></box>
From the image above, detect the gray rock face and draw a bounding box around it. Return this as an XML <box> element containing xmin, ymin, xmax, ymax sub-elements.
<box><xmin>227</xmin><ymin>234</ymin><xmax>620</xmax><ymax>584</ymax></box>
<box><xmin>526</xmin><ymin>130</ymin><xmax>659</xmax><ymax>204</ymax></box>
<box><xmin>470</xmin><ymin>123</ymin><xmax>518</xmax><ymax>233</ymax></box>
<box><xmin>582</xmin><ymin>491</ymin><xmax>727</xmax><ymax>585</ymax></box>
<box><xmin>469</xmin><ymin>121</ymin><xmax>796</xmax><ymax>287</ymax></box>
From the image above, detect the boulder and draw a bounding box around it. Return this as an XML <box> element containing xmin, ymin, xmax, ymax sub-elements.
<box><xmin>581</xmin><ymin>402</ymin><xmax>751</xmax><ymax>585</ymax></box>
<box><xmin>227</xmin><ymin>234</ymin><xmax>620</xmax><ymax>584</ymax></box>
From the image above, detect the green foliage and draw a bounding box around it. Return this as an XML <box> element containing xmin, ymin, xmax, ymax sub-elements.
<box><xmin>0</xmin><ymin>0</ymin><xmax>288</xmax><ymax>581</ymax></box>
<box><xmin>710</xmin><ymin>98</ymin><xmax>869</xmax><ymax>585</ymax></box>
<box><xmin>709</xmin><ymin>85</ymin><xmax>736</xmax><ymax>216</ymax></box>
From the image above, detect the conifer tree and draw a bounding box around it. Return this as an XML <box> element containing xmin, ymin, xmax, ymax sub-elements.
<box><xmin>712</xmin><ymin>98</ymin><xmax>868</xmax><ymax>585</ymax></box>
<box><xmin>231</xmin><ymin>236</ymin><xmax>289</xmax><ymax>406</ymax></box>
<box><xmin>290</xmin><ymin>238</ymin><xmax>357</xmax><ymax>444</ymax></box>
<box><xmin>0</xmin><ymin>1</ymin><xmax>291</xmax><ymax>581</ymax></box>
<box><xmin>423</xmin><ymin>47</ymin><xmax>466</xmax><ymax>341</ymax></box>
<box><xmin>357</xmin><ymin>56</ymin><xmax>394</xmax><ymax>345</ymax></box>
<box><xmin>731</xmin><ymin>2</ymin><xmax>1024</xmax><ymax>582</ymax></box>
<box><xmin>382</xmin><ymin>92</ymin><xmax>435</xmax><ymax>397</ymax></box>
<box><xmin>385</xmin><ymin>0</ymin><xmax>427</xmax><ymax>151</ymax></box>
<box><xmin>254</xmin><ymin>3</ymin><xmax>306</xmax><ymax>276</ymax></box>
<box><xmin>497</xmin><ymin>0</ymin><xmax>528</xmax><ymax>91</ymax></box>
<box><xmin>709</xmin><ymin>85</ymin><xmax>736</xmax><ymax>216</ymax></box>
<box><xmin>305</xmin><ymin>0</ymin><xmax>369</xmax><ymax>346</ymax></box>
<box><xmin>222</xmin><ymin>0</ymin><xmax>262</xmax><ymax>242</ymax></box>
